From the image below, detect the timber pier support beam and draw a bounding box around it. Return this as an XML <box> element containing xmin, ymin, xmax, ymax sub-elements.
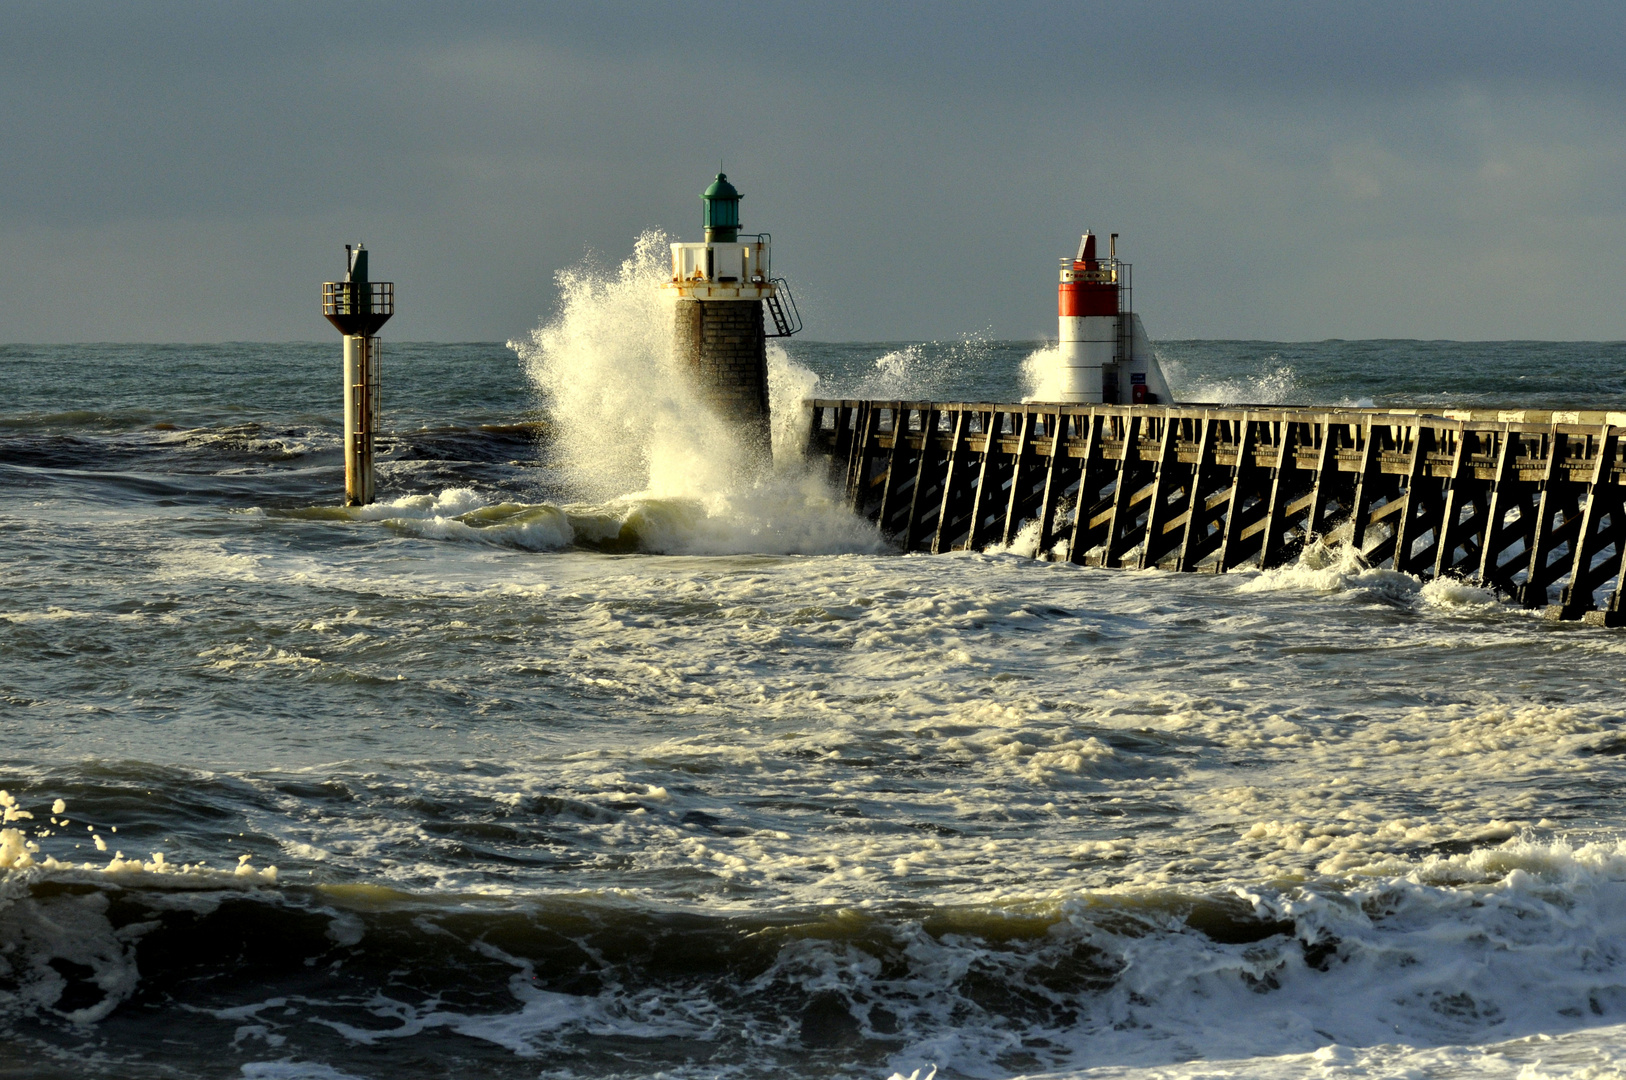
<box><xmin>807</xmin><ymin>399</ymin><xmax>1626</xmax><ymax>624</ymax></box>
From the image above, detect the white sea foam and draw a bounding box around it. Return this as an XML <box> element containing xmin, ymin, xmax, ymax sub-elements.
<box><xmin>287</xmin><ymin>483</ymin><xmax>884</xmax><ymax>556</ymax></box>
<box><xmin>117</xmin><ymin>537</ymin><xmax>1575</xmax><ymax>902</ymax></box>
<box><xmin>239</xmin><ymin>1062</ymin><xmax>372</xmax><ymax>1080</ymax></box>
<box><xmin>1027</xmin><ymin>1025</ymin><xmax>1626</xmax><ymax>1079</ymax></box>
<box><xmin>1236</xmin><ymin>540</ymin><xmax>1421</xmax><ymax>602</ymax></box>
<box><xmin>1235</xmin><ymin>540</ymin><xmax>1513</xmax><ymax>618</ymax></box>
<box><xmin>1420</xmin><ymin>574</ymin><xmax>1504</xmax><ymax>610</ymax></box>
<box><xmin>110</xmin><ymin>839</ymin><xmax>1626</xmax><ymax>1079</ymax></box>
<box><xmin>988</xmin><ymin>842</ymin><xmax>1626</xmax><ymax>1079</ymax></box>
<box><xmin>10</xmin><ymin>763</ymin><xmax>1626</xmax><ymax>1079</ymax></box>
<box><xmin>378</xmin><ymin>494</ymin><xmax>577</xmax><ymax>551</ymax></box>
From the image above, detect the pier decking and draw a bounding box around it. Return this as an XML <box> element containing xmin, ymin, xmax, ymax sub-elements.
<box><xmin>807</xmin><ymin>399</ymin><xmax>1626</xmax><ymax>624</ymax></box>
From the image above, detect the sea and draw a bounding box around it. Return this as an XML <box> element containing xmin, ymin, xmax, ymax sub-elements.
<box><xmin>6</xmin><ymin>242</ymin><xmax>1626</xmax><ymax>1080</ymax></box>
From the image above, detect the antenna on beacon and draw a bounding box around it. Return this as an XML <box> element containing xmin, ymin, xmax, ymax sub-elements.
<box><xmin>321</xmin><ymin>244</ymin><xmax>394</xmax><ymax>506</ymax></box>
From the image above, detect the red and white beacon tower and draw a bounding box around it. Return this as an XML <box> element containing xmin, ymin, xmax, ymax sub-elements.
<box><xmin>1053</xmin><ymin>232</ymin><xmax>1174</xmax><ymax>405</ymax></box>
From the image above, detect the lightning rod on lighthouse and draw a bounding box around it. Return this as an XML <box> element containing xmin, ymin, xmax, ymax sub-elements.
<box><xmin>321</xmin><ymin>244</ymin><xmax>394</xmax><ymax>506</ymax></box>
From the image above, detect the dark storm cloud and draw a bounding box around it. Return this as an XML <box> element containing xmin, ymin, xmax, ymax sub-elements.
<box><xmin>1</xmin><ymin>2</ymin><xmax>1623</xmax><ymax>340</ymax></box>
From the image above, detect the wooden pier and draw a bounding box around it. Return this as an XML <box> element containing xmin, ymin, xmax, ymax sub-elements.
<box><xmin>807</xmin><ymin>399</ymin><xmax>1626</xmax><ymax>624</ymax></box>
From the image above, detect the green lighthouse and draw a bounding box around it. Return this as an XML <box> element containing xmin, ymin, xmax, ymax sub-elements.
<box><xmin>664</xmin><ymin>173</ymin><xmax>801</xmax><ymax>457</ymax></box>
<box><xmin>702</xmin><ymin>173</ymin><xmax>741</xmax><ymax>243</ymax></box>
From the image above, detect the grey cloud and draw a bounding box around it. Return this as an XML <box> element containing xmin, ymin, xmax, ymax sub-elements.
<box><xmin>1</xmin><ymin>2</ymin><xmax>1623</xmax><ymax>341</ymax></box>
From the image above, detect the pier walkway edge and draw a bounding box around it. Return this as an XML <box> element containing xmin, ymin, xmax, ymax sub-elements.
<box><xmin>806</xmin><ymin>398</ymin><xmax>1626</xmax><ymax>625</ymax></box>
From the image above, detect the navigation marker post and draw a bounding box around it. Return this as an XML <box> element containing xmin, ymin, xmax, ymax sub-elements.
<box><xmin>321</xmin><ymin>244</ymin><xmax>394</xmax><ymax>506</ymax></box>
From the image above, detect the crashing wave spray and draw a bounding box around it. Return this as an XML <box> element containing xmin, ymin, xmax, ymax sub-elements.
<box><xmin>1021</xmin><ymin>343</ymin><xmax>1068</xmax><ymax>402</ymax></box>
<box><xmin>508</xmin><ymin>232</ymin><xmax>882</xmax><ymax>555</ymax></box>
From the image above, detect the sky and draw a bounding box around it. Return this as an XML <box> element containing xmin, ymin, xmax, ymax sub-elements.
<box><xmin>2</xmin><ymin>1</ymin><xmax>1624</xmax><ymax>343</ymax></box>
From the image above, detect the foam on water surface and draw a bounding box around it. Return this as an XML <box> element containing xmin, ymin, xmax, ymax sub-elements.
<box><xmin>270</xmin><ymin>483</ymin><xmax>885</xmax><ymax>556</ymax></box>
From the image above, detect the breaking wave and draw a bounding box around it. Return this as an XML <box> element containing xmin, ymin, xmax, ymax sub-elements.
<box><xmin>504</xmin><ymin>233</ymin><xmax>882</xmax><ymax>556</ymax></box>
<box><xmin>1236</xmin><ymin>541</ymin><xmax>1508</xmax><ymax>613</ymax></box>
<box><xmin>1020</xmin><ymin>344</ymin><xmax>1067</xmax><ymax>403</ymax></box>
<box><xmin>843</xmin><ymin>339</ymin><xmax>998</xmax><ymax>401</ymax></box>
<box><xmin>9</xmin><ymin>796</ymin><xmax>1626</xmax><ymax>1079</ymax></box>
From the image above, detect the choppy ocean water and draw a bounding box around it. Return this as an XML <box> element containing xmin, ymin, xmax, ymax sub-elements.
<box><xmin>6</xmin><ymin>282</ymin><xmax>1626</xmax><ymax>1078</ymax></box>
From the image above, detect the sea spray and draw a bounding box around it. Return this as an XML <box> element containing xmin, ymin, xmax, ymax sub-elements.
<box><xmin>510</xmin><ymin>231</ymin><xmax>707</xmax><ymax>503</ymax></box>
<box><xmin>767</xmin><ymin>340</ymin><xmax>818</xmax><ymax>467</ymax></box>
<box><xmin>509</xmin><ymin>233</ymin><xmax>884</xmax><ymax>555</ymax></box>
<box><xmin>1158</xmin><ymin>355</ymin><xmax>1298</xmax><ymax>405</ymax></box>
<box><xmin>847</xmin><ymin>337</ymin><xmax>997</xmax><ymax>401</ymax></box>
<box><xmin>1021</xmin><ymin>342</ymin><xmax>1067</xmax><ymax>402</ymax></box>
<box><xmin>1024</xmin><ymin>341</ymin><xmax>1221</xmax><ymax>404</ymax></box>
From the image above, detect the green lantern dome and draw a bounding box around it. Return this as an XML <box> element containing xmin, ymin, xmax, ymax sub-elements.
<box><xmin>702</xmin><ymin>173</ymin><xmax>741</xmax><ymax>242</ymax></box>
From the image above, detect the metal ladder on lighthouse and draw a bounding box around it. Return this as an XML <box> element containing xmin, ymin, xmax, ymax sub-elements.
<box><xmin>764</xmin><ymin>278</ymin><xmax>803</xmax><ymax>337</ymax></box>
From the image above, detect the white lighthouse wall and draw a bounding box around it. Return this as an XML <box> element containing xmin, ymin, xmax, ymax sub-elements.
<box><xmin>1055</xmin><ymin>314</ymin><xmax>1113</xmax><ymax>402</ymax></box>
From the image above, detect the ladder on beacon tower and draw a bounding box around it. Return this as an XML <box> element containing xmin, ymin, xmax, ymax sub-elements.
<box><xmin>764</xmin><ymin>279</ymin><xmax>802</xmax><ymax>337</ymax></box>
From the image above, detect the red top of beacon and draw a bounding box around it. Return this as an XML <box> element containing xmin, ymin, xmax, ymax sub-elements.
<box><xmin>1059</xmin><ymin>232</ymin><xmax>1119</xmax><ymax>318</ymax></box>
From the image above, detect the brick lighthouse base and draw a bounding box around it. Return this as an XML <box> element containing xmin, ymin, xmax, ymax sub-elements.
<box><xmin>673</xmin><ymin>298</ymin><xmax>772</xmax><ymax>452</ymax></box>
